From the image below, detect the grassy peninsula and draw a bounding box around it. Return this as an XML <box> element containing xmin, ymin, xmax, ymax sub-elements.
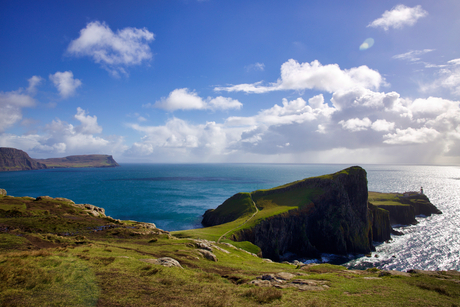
<box><xmin>1</xmin><ymin>169</ymin><xmax>458</xmax><ymax>306</ymax></box>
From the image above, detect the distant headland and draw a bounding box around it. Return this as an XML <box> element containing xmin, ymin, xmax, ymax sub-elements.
<box><xmin>0</xmin><ymin>147</ymin><xmax>119</xmax><ymax>172</ymax></box>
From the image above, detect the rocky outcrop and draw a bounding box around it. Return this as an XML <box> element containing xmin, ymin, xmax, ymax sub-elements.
<box><xmin>0</xmin><ymin>189</ymin><xmax>6</xmax><ymax>196</ymax></box>
<box><xmin>72</xmin><ymin>203</ymin><xmax>106</xmax><ymax>217</ymax></box>
<box><xmin>375</xmin><ymin>194</ymin><xmax>441</xmax><ymax>226</ymax></box>
<box><xmin>0</xmin><ymin>147</ymin><xmax>47</xmax><ymax>172</ymax></box>
<box><xmin>203</xmin><ymin>167</ymin><xmax>442</xmax><ymax>262</ymax></box>
<box><xmin>208</xmin><ymin>166</ymin><xmax>379</xmax><ymax>261</ymax></box>
<box><xmin>368</xmin><ymin>203</ymin><xmax>392</xmax><ymax>242</ymax></box>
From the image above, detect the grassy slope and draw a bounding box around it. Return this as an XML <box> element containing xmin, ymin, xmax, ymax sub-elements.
<box><xmin>1</xmin><ymin>194</ymin><xmax>459</xmax><ymax>306</ymax></box>
<box><xmin>368</xmin><ymin>192</ymin><xmax>409</xmax><ymax>207</ymax></box>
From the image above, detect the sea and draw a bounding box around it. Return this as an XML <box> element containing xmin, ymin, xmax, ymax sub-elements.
<box><xmin>1</xmin><ymin>163</ymin><xmax>459</xmax><ymax>272</ymax></box>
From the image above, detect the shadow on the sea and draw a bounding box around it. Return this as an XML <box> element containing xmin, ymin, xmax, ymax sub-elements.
<box><xmin>105</xmin><ymin>176</ymin><xmax>269</xmax><ymax>184</ymax></box>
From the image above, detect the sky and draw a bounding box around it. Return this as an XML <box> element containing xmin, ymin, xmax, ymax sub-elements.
<box><xmin>1</xmin><ymin>0</ymin><xmax>460</xmax><ymax>164</ymax></box>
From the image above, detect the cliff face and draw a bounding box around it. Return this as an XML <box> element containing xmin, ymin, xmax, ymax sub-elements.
<box><xmin>370</xmin><ymin>192</ymin><xmax>441</xmax><ymax>226</ymax></box>
<box><xmin>368</xmin><ymin>203</ymin><xmax>392</xmax><ymax>242</ymax></box>
<box><xmin>205</xmin><ymin>166</ymin><xmax>382</xmax><ymax>261</ymax></box>
<box><xmin>0</xmin><ymin>147</ymin><xmax>47</xmax><ymax>172</ymax></box>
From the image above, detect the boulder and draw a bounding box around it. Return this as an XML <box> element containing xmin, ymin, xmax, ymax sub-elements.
<box><xmin>197</xmin><ymin>249</ymin><xmax>218</xmax><ymax>262</ymax></box>
<box><xmin>0</xmin><ymin>189</ymin><xmax>6</xmax><ymax>196</ymax></box>
<box><xmin>140</xmin><ymin>257</ymin><xmax>183</xmax><ymax>268</ymax></box>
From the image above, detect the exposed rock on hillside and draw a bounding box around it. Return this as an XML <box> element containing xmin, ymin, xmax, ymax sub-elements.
<box><xmin>0</xmin><ymin>147</ymin><xmax>47</xmax><ymax>172</ymax></box>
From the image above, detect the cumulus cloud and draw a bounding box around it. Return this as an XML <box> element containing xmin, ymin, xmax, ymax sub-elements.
<box><xmin>215</xmin><ymin>59</ymin><xmax>385</xmax><ymax>93</ymax></box>
<box><xmin>368</xmin><ymin>5</ymin><xmax>428</xmax><ymax>31</ymax></box>
<box><xmin>149</xmin><ymin>88</ymin><xmax>242</xmax><ymax>111</ymax></box>
<box><xmin>371</xmin><ymin>119</ymin><xmax>395</xmax><ymax>132</ymax></box>
<box><xmin>0</xmin><ymin>83</ymin><xmax>36</xmax><ymax>132</ymax></box>
<box><xmin>67</xmin><ymin>21</ymin><xmax>154</xmax><ymax>77</ymax></box>
<box><xmin>49</xmin><ymin>71</ymin><xmax>82</xmax><ymax>98</ymax></box>
<box><xmin>339</xmin><ymin>118</ymin><xmax>372</xmax><ymax>132</ymax></box>
<box><xmin>74</xmin><ymin>107</ymin><xmax>103</xmax><ymax>134</ymax></box>
<box><xmin>383</xmin><ymin>127</ymin><xmax>440</xmax><ymax>144</ymax></box>
<box><xmin>0</xmin><ymin>108</ymin><xmax>126</xmax><ymax>158</ymax></box>
<box><xmin>420</xmin><ymin>60</ymin><xmax>460</xmax><ymax>96</ymax></box>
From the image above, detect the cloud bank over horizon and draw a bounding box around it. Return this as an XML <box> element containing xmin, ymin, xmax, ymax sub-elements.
<box><xmin>1</xmin><ymin>2</ymin><xmax>459</xmax><ymax>165</ymax></box>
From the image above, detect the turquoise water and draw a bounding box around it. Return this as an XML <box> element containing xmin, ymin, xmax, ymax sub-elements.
<box><xmin>1</xmin><ymin>163</ymin><xmax>459</xmax><ymax>271</ymax></box>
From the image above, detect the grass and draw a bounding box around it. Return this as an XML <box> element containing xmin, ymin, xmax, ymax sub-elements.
<box><xmin>0</xmin><ymin>182</ymin><xmax>459</xmax><ymax>306</ymax></box>
<box><xmin>368</xmin><ymin>192</ymin><xmax>409</xmax><ymax>207</ymax></box>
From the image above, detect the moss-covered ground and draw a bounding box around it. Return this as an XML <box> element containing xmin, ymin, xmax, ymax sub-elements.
<box><xmin>1</xmin><ymin>193</ymin><xmax>459</xmax><ymax>306</ymax></box>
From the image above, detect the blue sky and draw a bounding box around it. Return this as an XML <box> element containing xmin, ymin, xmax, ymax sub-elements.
<box><xmin>1</xmin><ymin>0</ymin><xmax>460</xmax><ymax>164</ymax></box>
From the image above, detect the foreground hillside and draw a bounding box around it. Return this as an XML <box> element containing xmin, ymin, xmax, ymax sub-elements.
<box><xmin>1</xmin><ymin>185</ymin><xmax>458</xmax><ymax>305</ymax></box>
<box><xmin>0</xmin><ymin>147</ymin><xmax>119</xmax><ymax>171</ymax></box>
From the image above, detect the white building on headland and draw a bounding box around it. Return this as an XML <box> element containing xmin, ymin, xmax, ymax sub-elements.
<box><xmin>403</xmin><ymin>187</ymin><xmax>423</xmax><ymax>197</ymax></box>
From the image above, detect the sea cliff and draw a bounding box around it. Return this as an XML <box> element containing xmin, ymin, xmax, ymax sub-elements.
<box><xmin>202</xmin><ymin>166</ymin><xmax>441</xmax><ymax>261</ymax></box>
<box><xmin>0</xmin><ymin>147</ymin><xmax>47</xmax><ymax>171</ymax></box>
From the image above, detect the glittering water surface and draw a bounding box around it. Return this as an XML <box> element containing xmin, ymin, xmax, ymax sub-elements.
<box><xmin>0</xmin><ymin>163</ymin><xmax>459</xmax><ymax>271</ymax></box>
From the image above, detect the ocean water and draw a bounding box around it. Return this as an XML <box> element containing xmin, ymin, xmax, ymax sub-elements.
<box><xmin>0</xmin><ymin>163</ymin><xmax>459</xmax><ymax>271</ymax></box>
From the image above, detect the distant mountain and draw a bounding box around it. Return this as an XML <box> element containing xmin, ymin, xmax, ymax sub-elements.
<box><xmin>0</xmin><ymin>148</ymin><xmax>48</xmax><ymax>171</ymax></box>
<box><xmin>0</xmin><ymin>147</ymin><xmax>119</xmax><ymax>171</ymax></box>
<box><xmin>36</xmin><ymin>154</ymin><xmax>119</xmax><ymax>169</ymax></box>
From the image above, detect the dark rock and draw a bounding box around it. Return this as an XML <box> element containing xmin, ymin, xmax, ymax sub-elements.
<box><xmin>368</xmin><ymin>203</ymin><xmax>392</xmax><ymax>242</ymax></box>
<box><xmin>0</xmin><ymin>147</ymin><xmax>47</xmax><ymax>172</ymax></box>
<box><xmin>217</xmin><ymin>166</ymin><xmax>378</xmax><ymax>261</ymax></box>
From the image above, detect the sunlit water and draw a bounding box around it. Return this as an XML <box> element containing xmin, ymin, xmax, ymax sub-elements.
<box><xmin>0</xmin><ymin>164</ymin><xmax>459</xmax><ymax>271</ymax></box>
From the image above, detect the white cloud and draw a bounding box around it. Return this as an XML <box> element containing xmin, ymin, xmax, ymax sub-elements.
<box><xmin>371</xmin><ymin>119</ymin><xmax>395</xmax><ymax>132</ymax></box>
<box><xmin>368</xmin><ymin>5</ymin><xmax>428</xmax><ymax>31</ymax></box>
<box><xmin>27</xmin><ymin>76</ymin><xmax>43</xmax><ymax>94</ymax></box>
<box><xmin>410</xmin><ymin>97</ymin><xmax>459</xmax><ymax>116</ymax></box>
<box><xmin>150</xmin><ymin>88</ymin><xmax>242</xmax><ymax>111</ymax></box>
<box><xmin>392</xmin><ymin>49</ymin><xmax>434</xmax><ymax>62</ymax></box>
<box><xmin>67</xmin><ymin>21</ymin><xmax>154</xmax><ymax>77</ymax></box>
<box><xmin>126</xmin><ymin>86</ymin><xmax>460</xmax><ymax>163</ymax></box>
<box><xmin>49</xmin><ymin>71</ymin><xmax>82</xmax><ymax>98</ymax></box>
<box><xmin>420</xmin><ymin>60</ymin><xmax>460</xmax><ymax>96</ymax></box>
<box><xmin>74</xmin><ymin>107</ymin><xmax>103</xmax><ymax>134</ymax></box>
<box><xmin>0</xmin><ymin>108</ymin><xmax>126</xmax><ymax>158</ymax></box>
<box><xmin>383</xmin><ymin>127</ymin><xmax>440</xmax><ymax>144</ymax></box>
<box><xmin>0</xmin><ymin>86</ymin><xmax>36</xmax><ymax>133</ymax></box>
<box><xmin>331</xmin><ymin>88</ymin><xmax>400</xmax><ymax>111</ymax></box>
<box><xmin>339</xmin><ymin>117</ymin><xmax>372</xmax><ymax>132</ymax></box>
<box><xmin>215</xmin><ymin>59</ymin><xmax>385</xmax><ymax>93</ymax></box>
